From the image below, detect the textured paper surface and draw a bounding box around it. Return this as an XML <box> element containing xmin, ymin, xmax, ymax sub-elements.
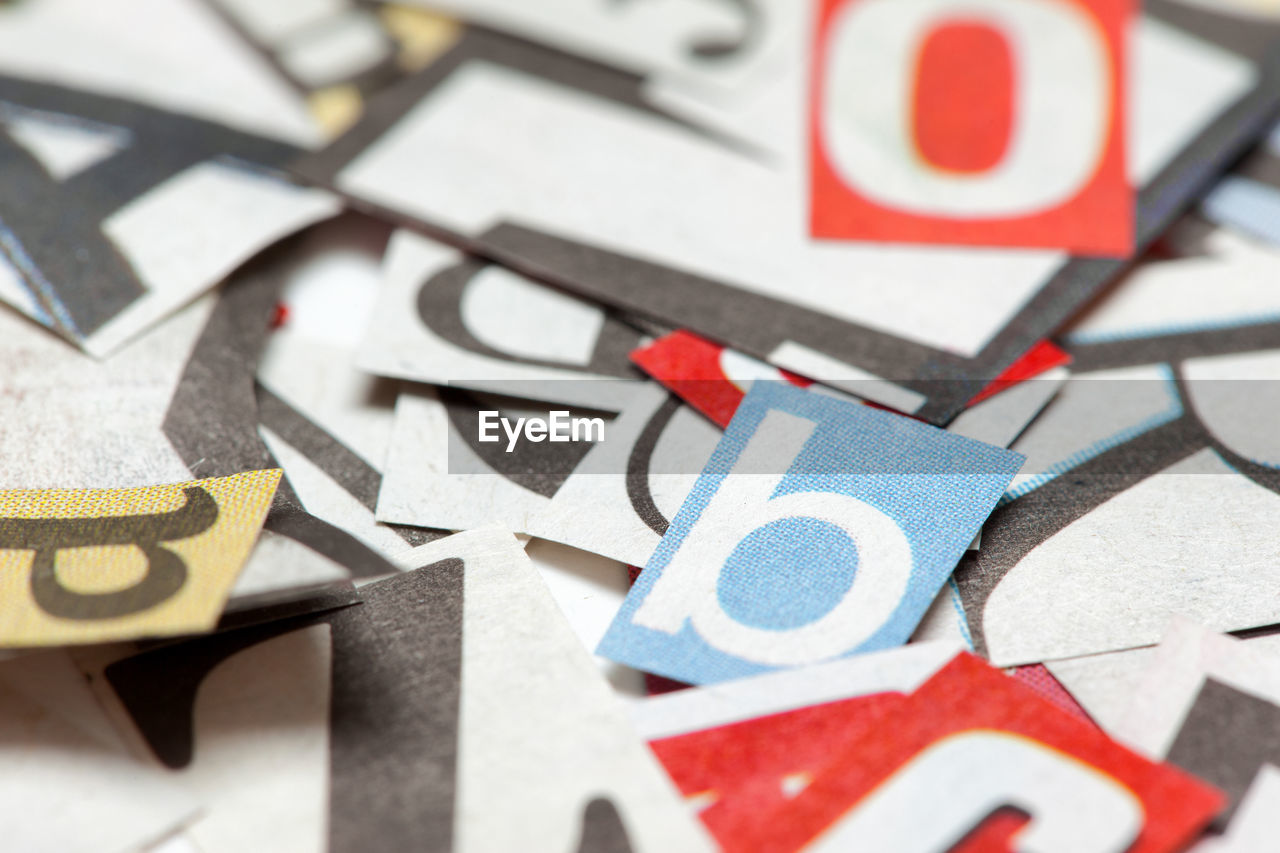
<box><xmin>648</xmin><ymin>652</ymin><xmax>1222</xmax><ymax>853</ymax></box>
<box><xmin>0</xmin><ymin>285</ymin><xmax>210</xmax><ymax>490</ymax></box>
<box><xmin>0</xmin><ymin>275</ymin><xmax>354</xmax><ymax>607</ymax></box>
<box><xmin>598</xmin><ymin>383</ymin><xmax>1022</xmax><ymax>684</ymax></box>
<box><xmin>957</xmin><ymin>384</ymin><xmax>1280</xmax><ymax>665</ymax></box>
<box><xmin>0</xmin><ymin>0</ymin><xmax>319</xmax><ymax>143</ymax></box>
<box><xmin>0</xmin><ymin>648</ymin><xmax>134</xmax><ymax>750</ymax></box>
<box><xmin>0</xmin><ymin>679</ymin><xmax>200</xmax><ymax>853</ymax></box>
<box><xmin>1203</xmin><ymin>113</ymin><xmax>1280</xmax><ymax>246</ymax></box>
<box><xmin>1046</xmin><ymin>646</ymin><xmax>1163</xmax><ymax>737</ymax></box>
<box><xmin>0</xmin><ymin>469</ymin><xmax>280</xmax><ymax>646</ymax></box>
<box><xmin>1063</xmin><ymin>221</ymin><xmax>1280</xmax><ymax>345</ymax></box>
<box><xmin>449</xmin><ymin>528</ymin><xmax>714</xmax><ymax>853</ymax></box>
<box><xmin>0</xmin><ymin>0</ymin><xmax>341</xmax><ymax>355</ymax></box>
<box><xmin>160</xmin><ymin>224</ymin><xmax>445</xmax><ymax>592</ymax></box>
<box><xmin>255</xmin><ymin>215</ymin><xmax>449</xmax><ymax>559</ymax></box>
<box><xmin>55</xmin><ymin>625</ymin><xmax>330</xmax><ymax>853</ymax></box>
<box><xmin>809</xmin><ymin>0</ymin><xmax>1134</xmax><ymax>255</ymax></box>
<box><xmin>954</xmin><ymin>243</ymin><xmax>1280</xmax><ymax>663</ymax></box>
<box><xmin>377</xmin><ymin>381</ymin><xmax>722</xmax><ymax>565</ymax></box>
<box><xmin>356</xmin><ymin>229</ymin><xmax>646</xmax><ymax>407</ymax></box>
<box><xmin>1116</xmin><ymin>619</ymin><xmax>1280</xmax><ymax>757</ymax></box>
<box><xmin>1109</xmin><ymin>619</ymin><xmax>1280</xmax><ymax>840</ymax></box>
<box><xmin>525</xmin><ymin>537</ymin><xmax>643</xmax><ymax>697</ymax></box>
<box><xmin>629</xmin><ymin>328</ymin><xmax>1065</xmax><ymax>549</ymax></box>
<box><xmin>200</xmin><ymin>0</ymin><xmax>461</xmax><ymax>136</ymax></box>
<box><xmin>630</xmin><ymin>640</ymin><xmax>963</xmax><ymax>741</ymax></box>
<box><xmin>402</xmin><ymin>0</ymin><xmax>780</xmax><ymax>96</ymax></box>
<box><xmin>1193</xmin><ymin>766</ymin><xmax>1280</xmax><ymax>853</ymax></box>
<box><xmin>631</xmin><ymin>328</ymin><xmax>1067</xmax><ymax>438</ymax></box>
<box><xmin>299</xmin><ymin>4</ymin><xmax>1278</xmax><ymax>421</ymax></box>
<box><xmin>99</xmin><ymin>528</ymin><xmax>711</xmax><ymax>852</ymax></box>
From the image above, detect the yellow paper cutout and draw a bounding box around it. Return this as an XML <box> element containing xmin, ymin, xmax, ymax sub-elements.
<box><xmin>0</xmin><ymin>469</ymin><xmax>281</xmax><ymax>646</ymax></box>
<box><xmin>309</xmin><ymin>85</ymin><xmax>364</xmax><ymax>139</ymax></box>
<box><xmin>380</xmin><ymin>5</ymin><xmax>462</xmax><ymax>71</ymax></box>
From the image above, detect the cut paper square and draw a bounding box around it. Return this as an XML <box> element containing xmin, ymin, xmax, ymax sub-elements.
<box><xmin>0</xmin><ymin>470</ymin><xmax>280</xmax><ymax>645</ymax></box>
<box><xmin>648</xmin><ymin>653</ymin><xmax>1221</xmax><ymax>852</ymax></box>
<box><xmin>597</xmin><ymin>382</ymin><xmax>1022</xmax><ymax>683</ymax></box>
<box><xmin>811</xmin><ymin>0</ymin><xmax>1134</xmax><ymax>256</ymax></box>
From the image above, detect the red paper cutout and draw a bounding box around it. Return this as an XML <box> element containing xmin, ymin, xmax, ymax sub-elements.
<box><xmin>632</xmin><ymin>331</ymin><xmax>1069</xmax><ymax>427</ymax></box>
<box><xmin>650</xmin><ymin>654</ymin><xmax>1223</xmax><ymax>852</ymax></box>
<box><xmin>810</xmin><ymin>0</ymin><xmax>1134</xmax><ymax>256</ymax></box>
<box><xmin>967</xmin><ymin>340</ymin><xmax>1071</xmax><ymax>406</ymax></box>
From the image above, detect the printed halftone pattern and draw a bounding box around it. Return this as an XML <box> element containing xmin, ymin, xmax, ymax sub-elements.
<box><xmin>0</xmin><ymin>469</ymin><xmax>281</xmax><ymax>646</ymax></box>
<box><xmin>599</xmin><ymin>383</ymin><xmax>1024</xmax><ymax>685</ymax></box>
<box><xmin>1008</xmin><ymin>663</ymin><xmax>1098</xmax><ymax>728</ymax></box>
